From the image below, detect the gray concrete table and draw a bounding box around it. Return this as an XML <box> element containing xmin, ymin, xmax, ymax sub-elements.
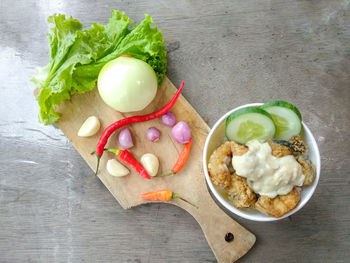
<box><xmin>1</xmin><ymin>0</ymin><xmax>349</xmax><ymax>262</ymax></box>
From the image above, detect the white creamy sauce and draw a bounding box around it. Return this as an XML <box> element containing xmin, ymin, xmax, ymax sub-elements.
<box><xmin>232</xmin><ymin>140</ymin><xmax>304</xmax><ymax>198</ymax></box>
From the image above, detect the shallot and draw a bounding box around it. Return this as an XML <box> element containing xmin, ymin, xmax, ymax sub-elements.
<box><xmin>147</xmin><ymin>127</ymin><xmax>160</xmax><ymax>142</ymax></box>
<box><xmin>161</xmin><ymin>111</ymin><xmax>176</xmax><ymax>127</ymax></box>
<box><xmin>171</xmin><ymin>121</ymin><xmax>191</xmax><ymax>144</ymax></box>
<box><xmin>118</xmin><ymin>128</ymin><xmax>134</xmax><ymax>148</ymax></box>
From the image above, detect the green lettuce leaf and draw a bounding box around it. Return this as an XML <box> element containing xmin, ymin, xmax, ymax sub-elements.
<box><xmin>32</xmin><ymin>10</ymin><xmax>167</xmax><ymax>125</ymax></box>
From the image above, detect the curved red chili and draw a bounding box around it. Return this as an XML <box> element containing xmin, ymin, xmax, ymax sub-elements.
<box><xmin>94</xmin><ymin>81</ymin><xmax>184</xmax><ymax>175</ymax></box>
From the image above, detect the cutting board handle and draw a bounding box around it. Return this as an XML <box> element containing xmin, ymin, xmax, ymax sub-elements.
<box><xmin>178</xmin><ymin>183</ymin><xmax>256</xmax><ymax>263</ymax></box>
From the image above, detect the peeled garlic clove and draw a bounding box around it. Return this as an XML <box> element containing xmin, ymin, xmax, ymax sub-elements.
<box><xmin>78</xmin><ymin>116</ymin><xmax>101</xmax><ymax>137</ymax></box>
<box><xmin>140</xmin><ymin>153</ymin><xmax>159</xmax><ymax>177</ymax></box>
<box><xmin>106</xmin><ymin>159</ymin><xmax>129</xmax><ymax>177</ymax></box>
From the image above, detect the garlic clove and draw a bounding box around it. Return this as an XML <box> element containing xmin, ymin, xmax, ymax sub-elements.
<box><xmin>106</xmin><ymin>159</ymin><xmax>129</xmax><ymax>177</ymax></box>
<box><xmin>140</xmin><ymin>153</ymin><xmax>159</xmax><ymax>177</ymax></box>
<box><xmin>78</xmin><ymin>116</ymin><xmax>101</xmax><ymax>137</ymax></box>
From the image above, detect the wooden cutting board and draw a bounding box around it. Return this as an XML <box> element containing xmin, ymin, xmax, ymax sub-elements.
<box><xmin>54</xmin><ymin>76</ymin><xmax>256</xmax><ymax>262</ymax></box>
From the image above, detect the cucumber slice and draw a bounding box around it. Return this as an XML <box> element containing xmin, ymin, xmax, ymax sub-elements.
<box><xmin>225</xmin><ymin>107</ymin><xmax>276</xmax><ymax>144</ymax></box>
<box><xmin>261</xmin><ymin>100</ymin><xmax>302</xmax><ymax>140</ymax></box>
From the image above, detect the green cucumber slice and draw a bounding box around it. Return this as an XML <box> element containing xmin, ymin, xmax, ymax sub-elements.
<box><xmin>225</xmin><ymin>107</ymin><xmax>276</xmax><ymax>144</ymax></box>
<box><xmin>260</xmin><ymin>100</ymin><xmax>302</xmax><ymax>140</ymax></box>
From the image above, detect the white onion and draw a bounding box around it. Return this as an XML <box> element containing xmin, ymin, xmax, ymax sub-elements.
<box><xmin>97</xmin><ymin>57</ymin><xmax>157</xmax><ymax>112</ymax></box>
<box><xmin>147</xmin><ymin>127</ymin><xmax>160</xmax><ymax>142</ymax></box>
<box><xmin>171</xmin><ymin>121</ymin><xmax>191</xmax><ymax>144</ymax></box>
<box><xmin>118</xmin><ymin>128</ymin><xmax>134</xmax><ymax>148</ymax></box>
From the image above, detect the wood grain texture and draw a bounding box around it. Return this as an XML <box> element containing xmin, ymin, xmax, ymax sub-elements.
<box><xmin>55</xmin><ymin>76</ymin><xmax>255</xmax><ymax>262</ymax></box>
<box><xmin>1</xmin><ymin>0</ymin><xmax>350</xmax><ymax>262</ymax></box>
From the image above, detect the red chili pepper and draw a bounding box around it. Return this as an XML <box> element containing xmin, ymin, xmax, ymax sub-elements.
<box><xmin>140</xmin><ymin>189</ymin><xmax>173</xmax><ymax>201</ymax></box>
<box><xmin>140</xmin><ymin>189</ymin><xmax>198</xmax><ymax>208</ymax></box>
<box><xmin>94</xmin><ymin>81</ymin><xmax>184</xmax><ymax>175</ymax></box>
<box><xmin>173</xmin><ymin>138</ymin><xmax>192</xmax><ymax>173</ymax></box>
<box><xmin>156</xmin><ymin>138</ymin><xmax>192</xmax><ymax>177</ymax></box>
<box><xmin>118</xmin><ymin>149</ymin><xmax>150</xmax><ymax>179</ymax></box>
<box><xmin>107</xmin><ymin>148</ymin><xmax>150</xmax><ymax>180</ymax></box>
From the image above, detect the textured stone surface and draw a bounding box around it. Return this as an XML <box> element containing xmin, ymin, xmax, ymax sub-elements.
<box><xmin>0</xmin><ymin>0</ymin><xmax>349</xmax><ymax>262</ymax></box>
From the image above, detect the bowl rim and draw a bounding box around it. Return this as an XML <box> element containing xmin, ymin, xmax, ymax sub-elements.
<box><xmin>203</xmin><ymin>103</ymin><xmax>321</xmax><ymax>222</ymax></box>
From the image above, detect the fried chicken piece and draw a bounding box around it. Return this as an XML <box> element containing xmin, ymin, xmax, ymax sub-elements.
<box><xmin>209</xmin><ymin>139</ymin><xmax>310</xmax><ymax>216</ymax></box>
<box><xmin>271</xmin><ymin>135</ymin><xmax>308</xmax><ymax>157</ymax></box>
<box><xmin>208</xmin><ymin>141</ymin><xmax>247</xmax><ymax>188</ymax></box>
<box><xmin>255</xmin><ymin>188</ymin><xmax>300</xmax><ymax>218</ymax></box>
<box><xmin>268</xmin><ymin>139</ymin><xmax>292</xmax><ymax>157</ymax></box>
<box><xmin>227</xmin><ymin>173</ymin><xmax>257</xmax><ymax>208</ymax></box>
<box><xmin>297</xmin><ymin>157</ymin><xmax>316</xmax><ymax>186</ymax></box>
<box><xmin>208</xmin><ymin>141</ymin><xmax>234</xmax><ymax>188</ymax></box>
<box><xmin>231</xmin><ymin>141</ymin><xmax>248</xmax><ymax>156</ymax></box>
<box><xmin>289</xmin><ymin>135</ymin><xmax>308</xmax><ymax>156</ymax></box>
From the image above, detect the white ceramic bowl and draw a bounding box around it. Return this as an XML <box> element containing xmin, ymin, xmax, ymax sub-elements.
<box><xmin>203</xmin><ymin>103</ymin><xmax>321</xmax><ymax>222</ymax></box>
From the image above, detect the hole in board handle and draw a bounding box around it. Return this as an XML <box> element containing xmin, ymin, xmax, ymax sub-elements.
<box><xmin>225</xmin><ymin>232</ymin><xmax>234</xmax><ymax>242</ymax></box>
